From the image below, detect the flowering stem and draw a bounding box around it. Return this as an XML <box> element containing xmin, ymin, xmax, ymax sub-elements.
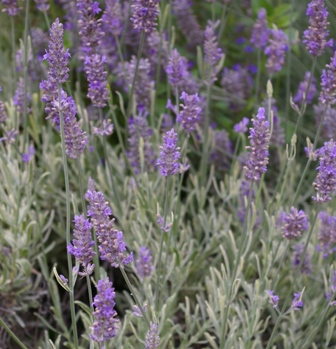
<box><xmin>255</xmin><ymin>49</ymin><xmax>261</xmax><ymax>106</ymax></box>
<box><xmin>0</xmin><ymin>317</ymin><xmax>28</xmax><ymax>349</ymax></box>
<box><xmin>155</xmin><ymin>177</ymin><xmax>170</xmax><ymax>312</ymax></box>
<box><xmin>220</xmin><ymin>180</ymin><xmax>254</xmax><ymax>348</ymax></box>
<box><xmin>58</xmin><ymin>86</ymin><xmax>78</xmax><ymax>348</ymax></box>
<box><xmin>43</xmin><ymin>11</ymin><xmax>50</xmax><ymax>29</ymax></box>
<box><xmin>285</xmin><ymin>0</ymin><xmax>293</xmax><ymax>134</ymax></box>
<box><xmin>119</xmin><ymin>267</ymin><xmax>151</xmax><ymax>327</ymax></box>
<box><xmin>10</xmin><ymin>17</ymin><xmax>16</xmax><ymax>96</ymax></box>
<box><xmin>126</xmin><ymin>31</ymin><xmax>145</xmax><ymax>117</ymax></box>
<box><xmin>86</xmin><ymin>274</ymin><xmax>94</xmax><ymax>349</ymax></box>
<box><xmin>265</xmin><ymin>210</ymin><xmax>319</xmax><ymax>349</ymax></box>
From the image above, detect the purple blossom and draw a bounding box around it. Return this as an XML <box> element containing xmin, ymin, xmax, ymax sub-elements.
<box><xmin>177</xmin><ymin>92</ymin><xmax>201</xmax><ymax>133</ymax></box>
<box><xmin>312</xmin><ymin>139</ymin><xmax>336</xmax><ymax>203</ymax></box>
<box><xmin>281</xmin><ymin>207</ymin><xmax>308</xmax><ymax>240</ymax></box>
<box><xmin>90</xmin><ymin>277</ymin><xmax>119</xmax><ymax>343</ymax></box>
<box><xmin>93</xmin><ymin>119</ymin><xmax>114</xmax><ymax>136</ymax></box>
<box><xmin>244</xmin><ymin>107</ymin><xmax>270</xmax><ymax>182</ymax></box>
<box><xmin>85</xmin><ymin>178</ymin><xmax>133</xmax><ymax>267</ymax></box>
<box><xmin>102</xmin><ymin>0</ymin><xmax>123</xmax><ymax>37</ymax></box>
<box><xmin>127</xmin><ymin>110</ymin><xmax>155</xmax><ymax>174</ymax></box>
<box><xmin>43</xmin><ymin>18</ymin><xmax>70</xmax><ymax>85</ymax></box>
<box><xmin>34</xmin><ymin>0</ymin><xmax>50</xmax><ymax>12</ymax></box>
<box><xmin>0</xmin><ymin>129</ymin><xmax>18</xmax><ymax>144</ymax></box>
<box><xmin>59</xmin><ymin>274</ymin><xmax>68</xmax><ymax>284</ymax></box>
<box><xmin>210</xmin><ymin>130</ymin><xmax>232</xmax><ymax>171</ymax></box>
<box><xmin>146</xmin><ymin>30</ymin><xmax>169</xmax><ymax>72</ymax></box>
<box><xmin>294</xmin><ymin>72</ymin><xmax>317</xmax><ymax>105</ymax></box>
<box><xmin>77</xmin><ymin>0</ymin><xmax>104</xmax><ymax>58</ymax></box>
<box><xmin>166</xmin><ymin>49</ymin><xmax>189</xmax><ymax>90</ymax></box>
<box><xmin>136</xmin><ymin>246</ymin><xmax>154</xmax><ymax>279</ymax></box>
<box><xmin>14</xmin><ymin>77</ymin><xmax>31</xmax><ymax>114</ymax></box>
<box><xmin>131</xmin><ymin>0</ymin><xmax>160</xmax><ymax>33</ymax></box>
<box><xmin>157</xmin><ymin>214</ymin><xmax>172</xmax><ymax>232</ymax></box>
<box><xmin>1</xmin><ymin>0</ymin><xmax>20</xmax><ymax>16</ymax></box>
<box><xmin>0</xmin><ymin>100</ymin><xmax>7</xmax><ymax>123</ymax></box>
<box><xmin>22</xmin><ymin>145</ymin><xmax>35</xmax><ymax>163</ymax></box>
<box><xmin>319</xmin><ymin>52</ymin><xmax>336</xmax><ymax>105</ymax></box>
<box><xmin>264</xmin><ymin>28</ymin><xmax>288</xmax><ymax>75</ymax></box>
<box><xmin>67</xmin><ymin>214</ymin><xmax>96</xmax><ymax>275</ymax></box>
<box><xmin>157</xmin><ymin>129</ymin><xmax>181</xmax><ymax>177</ymax></box>
<box><xmin>303</xmin><ymin>0</ymin><xmax>333</xmax><ymax>56</ymax></box>
<box><xmin>317</xmin><ymin>211</ymin><xmax>336</xmax><ymax>257</ymax></box>
<box><xmin>234</xmin><ymin>117</ymin><xmax>249</xmax><ymax>134</ymax></box>
<box><xmin>145</xmin><ymin>323</ymin><xmax>160</xmax><ymax>349</ymax></box>
<box><xmin>250</xmin><ymin>8</ymin><xmax>270</xmax><ymax>49</ymax></box>
<box><xmin>84</xmin><ymin>54</ymin><xmax>109</xmax><ymax>108</ymax></box>
<box><xmin>266</xmin><ymin>290</ymin><xmax>279</xmax><ymax>308</ymax></box>
<box><xmin>292</xmin><ymin>243</ymin><xmax>312</xmax><ymax>274</ymax></box>
<box><xmin>291</xmin><ymin>292</ymin><xmax>303</xmax><ymax>310</ymax></box>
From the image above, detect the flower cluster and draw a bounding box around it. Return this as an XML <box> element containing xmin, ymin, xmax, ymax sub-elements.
<box><xmin>2</xmin><ymin>0</ymin><xmax>20</xmax><ymax>16</ymax></box>
<box><xmin>145</xmin><ymin>323</ymin><xmax>160</xmax><ymax>349</ymax></box>
<box><xmin>34</xmin><ymin>0</ymin><xmax>50</xmax><ymax>12</ymax></box>
<box><xmin>281</xmin><ymin>207</ymin><xmax>308</xmax><ymax>240</ymax></box>
<box><xmin>250</xmin><ymin>8</ymin><xmax>270</xmax><ymax>49</ymax></box>
<box><xmin>244</xmin><ymin>107</ymin><xmax>270</xmax><ymax>182</ymax></box>
<box><xmin>265</xmin><ymin>28</ymin><xmax>288</xmax><ymax>75</ymax></box>
<box><xmin>317</xmin><ymin>211</ymin><xmax>336</xmax><ymax>257</ymax></box>
<box><xmin>177</xmin><ymin>92</ymin><xmax>201</xmax><ymax>133</ymax></box>
<box><xmin>302</xmin><ymin>0</ymin><xmax>333</xmax><ymax>56</ymax></box>
<box><xmin>319</xmin><ymin>52</ymin><xmax>336</xmax><ymax>106</ymax></box>
<box><xmin>102</xmin><ymin>0</ymin><xmax>123</xmax><ymax>37</ymax></box>
<box><xmin>294</xmin><ymin>72</ymin><xmax>317</xmax><ymax>105</ymax></box>
<box><xmin>131</xmin><ymin>0</ymin><xmax>160</xmax><ymax>33</ymax></box>
<box><xmin>85</xmin><ymin>178</ymin><xmax>133</xmax><ymax>267</ymax></box>
<box><xmin>266</xmin><ymin>290</ymin><xmax>279</xmax><ymax>308</ymax></box>
<box><xmin>136</xmin><ymin>246</ymin><xmax>154</xmax><ymax>279</ymax></box>
<box><xmin>166</xmin><ymin>49</ymin><xmax>188</xmax><ymax>90</ymax></box>
<box><xmin>234</xmin><ymin>117</ymin><xmax>249</xmax><ymax>134</ymax></box>
<box><xmin>90</xmin><ymin>277</ymin><xmax>120</xmax><ymax>343</ymax></box>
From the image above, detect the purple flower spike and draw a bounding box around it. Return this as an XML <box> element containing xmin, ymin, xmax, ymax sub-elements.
<box><xmin>291</xmin><ymin>292</ymin><xmax>303</xmax><ymax>311</ymax></box>
<box><xmin>14</xmin><ymin>77</ymin><xmax>31</xmax><ymax>114</ymax></box>
<box><xmin>177</xmin><ymin>92</ymin><xmax>201</xmax><ymax>133</ymax></box>
<box><xmin>131</xmin><ymin>0</ymin><xmax>160</xmax><ymax>33</ymax></box>
<box><xmin>244</xmin><ymin>107</ymin><xmax>270</xmax><ymax>182</ymax></box>
<box><xmin>204</xmin><ymin>20</ymin><xmax>223</xmax><ymax>78</ymax></box>
<box><xmin>0</xmin><ymin>100</ymin><xmax>7</xmax><ymax>123</ymax></box>
<box><xmin>2</xmin><ymin>0</ymin><xmax>20</xmax><ymax>16</ymax></box>
<box><xmin>22</xmin><ymin>145</ymin><xmax>35</xmax><ymax>163</ymax></box>
<box><xmin>312</xmin><ymin>139</ymin><xmax>336</xmax><ymax>203</ymax></box>
<box><xmin>145</xmin><ymin>323</ymin><xmax>160</xmax><ymax>349</ymax></box>
<box><xmin>34</xmin><ymin>0</ymin><xmax>50</xmax><ymax>12</ymax></box>
<box><xmin>317</xmin><ymin>211</ymin><xmax>336</xmax><ymax>257</ymax></box>
<box><xmin>293</xmin><ymin>72</ymin><xmax>317</xmax><ymax>106</ymax></box>
<box><xmin>319</xmin><ymin>52</ymin><xmax>336</xmax><ymax>106</ymax></box>
<box><xmin>303</xmin><ymin>0</ymin><xmax>333</xmax><ymax>56</ymax></box>
<box><xmin>43</xmin><ymin>18</ymin><xmax>70</xmax><ymax>85</ymax></box>
<box><xmin>90</xmin><ymin>277</ymin><xmax>119</xmax><ymax>343</ymax></box>
<box><xmin>266</xmin><ymin>290</ymin><xmax>279</xmax><ymax>308</ymax></box>
<box><xmin>265</xmin><ymin>28</ymin><xmax>288</xmax><ymax>75</ymax></box>
<box><xmin>68</xmin><ymin>215</ymin><xmax>95</xmax><ymax>275</ymax></box>
<box><xmin>0</xmin><ymin>129</ymin><xmax>18</xmax><ymax>144</ymax></box>
<box><xmin>136</xmin><ymin>246</ymin><xmax>154</xmax><ymax>279</ymax></box>
<box><xmin>102</xmin><ymin>0</ymin><xmax>123</xmax><ymax>37</ymax></box>
<box><xmin>157</xmin><ymin>129</ymin><xmax>181</xmax><ymax>177</ymax></box>
<box><xmin>166</xmin><ymin>49</ymin><xmax>188</xmax><ymax>90</ymax></box>
<box><xmin>282</xmin><ymin>207</ymin><xmax>309</xmax><ymax>240</ymax></box>
<box><xmin>93</xmin><ymin>119</ymin><xmax>114</xmax><ymax>136</ymax></box>
<box><xmin>234</xmin><ymin>117</ymin><xmax>249</xmax><ymax>134</ymax></box>
<box><xmin>250</xmin><ymin>8</ymin><xmax>270</xmax><ymax>49</ymax></box>
<box><xmin>85</xmin><ymin>54</ymin><xmax>109</xmax><ymax>108</ymax></box>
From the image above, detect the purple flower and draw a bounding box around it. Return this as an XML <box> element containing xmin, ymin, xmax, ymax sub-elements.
<box><xmin>317</xmin><ymin>211</ymin><xmax>336</xmax><ymax>257</ymax></box>
<box><xmin>319</xmin><ymin>52</ymin><xmax>336</xmax><ymax>105</ymax></box>
<box><xmin>266</xmin><ymin>290</ymin><xmax>279</xmax><ymax>308</ymax></box>
<box><xmin>102</xmin><ymin>0</ymin><xmax>123</xmax><ymax>37</ymax></box>
<box><xmin>244</xmin><ymin>107</ymin><xmax>270</xmax><ymax>182</ymax></box>
<box><xmin>281</xmin><ymin>207</ymin><xmax>308</xmax><ymax>240</ymax></box>
<box><xmin>264</xmin><ymin>28</ymin><xmax>288</xmax><ymax>75</ymax></box>
<box><xmin>131</xmin><ymin>0</ymin><xmax>160</xmax><ymax>33</ymax></box>
<box><xmin>85</xmin><ymin>54</ymin><xmax>109</xmax><ymax>108</ymax></box>
<box><xmin>22</xmin><ymin>145</ymin><xmax>35</xmax><ymax>163</ymax></box>
<box><xmin>90</xmin><ymin>277</ymin><xmax>119</xmax><ymax>343</ymax></box>
<box><xmin>127</xmin><ymin>109</ymin><xmax>155</xmax><ymax>174</ymax></box>
<box><xmin>157</xmin><ymin>214</ymin><xmax>172</xmax><ymax>232</ymax></box>
<box><xmin>145</xmin><ymin>322</ymin><xmax>160</xmax><ymax>349</ymax></box>
<box><xmin>302</xmin><ymin>0</ymin><xmax>333</xmax><ymax>56</ymax></box>
<box><xmin>157</xmin><ymin>129</ymin><xmax>181</xmax><ymax>176</ymax></box>
<box><xmin>34</xmin><ymin>0</ymin><xmax>50</xmax><ymax>12</ymax></box>
<box><xmin>0</xmin><ymin>129</ymin><xmax>18</xmax><ymax>144</ymax></box>
<box><xmin>14</xmin><ymin>77</ymin><xmax>31</xmax><ymax>114</ymax></box>
<box><xmin>67</xmin><ymin>214</ymin><xmax>96</xmax><ymax>275</ymax></box>
<box><xmin>146</xmin><ymin>30</ymin><xmax>169</xmax><ymax>72</ymax></box>
<box><xmin>177</xmin><ymin>92</ymin><xmax>201</xmax><ymax>133</ymax></box>
<box><xmin>93</xmin><ymin>119</ymin><xmax>114</xmax><ymax>136</ymax></box>
<box><xmin>234</xmin><ymin>117</ymin><xmax>249</xmax><ymax>134</ymax></box>
<box><xmin>294</xmin><ymin>72</ymin><xmax>317</xmax><ymax>105</ymax></box>
<box><xmin>250</xmin><ymin>8</ymin><xmax>270</xmax><ymax>49</ymax></box>
<box><xmin>292</xmin><ymin>243</ymin><xmax>312</xmax><ymax>274</ymax></box>
<box><xmin>291</xmin><ymin>292</ymin><xmax>303</xmax><ymax>310</ymax></box>
<box><xmin>166</xmin><ymin>49</ymin><xmax>188</xmax><ymax>90</ymax></box>
<box><xmin>43</xmin><ymin>18</ymin><xmax>70</xmax><ymax>85</ymax></box>
<box><xmin>136</xmin><ymin>246</ymin><xmax>154</xmax><ymax>279</ymax></box>
<box><xmin>210</xmin><ymin>130</ymin><xmax>232</xmax><ymax>171</ymax></box>
<box><xmin>312</xmin><ymin>139</ymin><xmax>336</xmax><ymax>203</ymax></box>
<box><xmin>85</xmin><ymin>178</ymin><xmax>133</xmax><ymax>267</ymax></box>
<box><xmin>77</xmin><ymin>0</ymin><xmax>104</xmax><ymax>58</ymax></box>
<box><xmin>1</xmin><ymin>0</ymin><xmax>20</xmax><ymax>16</ymax></box>
<box><xmin>0</xmin><ymin>100</ymin><xmax>7</xmax><ymax>123</ymax></box>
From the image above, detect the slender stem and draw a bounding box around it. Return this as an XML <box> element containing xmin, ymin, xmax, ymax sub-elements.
<box><xmin>0</xmin><ymin>317</ymin><xmax>28</xmax><ymax>349</ymax></box>
<box><xmin>86</xmin><ymin>274</ymin><xmax>94</xmax><ymax>349</ymax></box>
<box><xmin>119</xmin><ymin>267</ymin><xmax>151</xmax><ymax>327</ymax></box>
<box><xmin>10</xmin><ymin>17</ymin><xmax>17</xmax><ymax>96</ymax></box>
<box><xmin>43</xmin><ymin>11</ymin><xmax>50</xmax><ymax>29</ymax></box>
<box><xmin>58</xmin><ymin>86</ymin><xmax>78</xmax><ymax>347</ymax></box>
<box><xmin>255</xmin><ymin>49</ymin><xmax>261</xmax><ymax>106</ymax></box>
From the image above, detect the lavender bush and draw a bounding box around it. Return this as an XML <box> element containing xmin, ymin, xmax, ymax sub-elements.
<box><xmin>1</xmin><ymin>0</ymin><xmax>336</xmax><ymax>348</ymax></box>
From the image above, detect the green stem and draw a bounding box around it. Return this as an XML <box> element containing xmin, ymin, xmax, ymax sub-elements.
<box><xmin>10</xmin><ymin>17</ymin><xmax>17</xmax><ymax>97</ymax></box>
<box><xmin>255</xmin><ymin>49</ymin><xmax>261</xmax><ymax>106</ymax></box>
<box><xmin>58</xmin><ymin>86</ymin><xmax>78</xmax><ymax>347</ymax></box>
<box><xmin>0</xmin><ymin>317</ymin><xmax>28</xmax><ymax>349</ymax></box>
<box><xmin>86</xmin><ymin>274</ymin><xmax>94</xmax><ymax>349</ymax></box>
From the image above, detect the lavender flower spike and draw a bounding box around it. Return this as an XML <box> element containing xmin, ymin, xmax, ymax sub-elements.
<box><xmin>177</xmin><ymin>92</ymin><xmax>201</xmax><ymax>133</ymax></box>
<box><xmin>131</xmin><ymin>0</ymin><xmax>160</xmax><ymax>33</ymax></box>
<box><xmin>303</xmin><ymin>0</ymin><xmax>333</xmax><ymax>56</ymax></box>
<box><xmin>157</xmin><ymin>128</ymin><xmax>181</xmax><ymax>176</ymax></box>
<box><xmin>166</xmin><ymin>49</ymin><xmax>188</xmax><ymax>90</ymax></box>
<box><xmin>319</xmin><ymin>52</ymin><xmax>336</xmax><ymax>106</ymax></box>
<box><xmin>2</xmin><ymin>0</ymin><xmax>20</xmax><ymax>16</ymax></box>
<box><xmin>136</xmin><ymin>246</ymin><xmax>154</xmax><ymax>279</ymax></box>
<box><xmin>43</xmin><ymin>18</ymin><xmax>70</xmax><ymax>85</ymax></box>
<box><xmin>291</xmin><ymin>292</ymin><xmax>303</xmax><ymax>311</ymax></box>
<box><xmin>234</xmin><ymin>117</ymin><xmax>249</xmax><ymax>134</ymax></box>
<box><xmin>293</xmin><ymin>72</ymin><xmax>317</xmax><ymax>106</ymax></box>
<box><xmin>67</xmin><ymin>214</ymin><xmax>96</xmax><ymax>275</ymax></box>
<box><xmin>265</xmin><ymin>28</ymin><xmax>288</xmax><ymax>75</ymax></box>
<box><xmin>244</xmin><ymin>107</ymin><xmax>270</xmax><ymax>182</ymax></box>
<box><xmin>34</xmin><ymin>0</ymin><xmax>50</xmax><ymax>12</ymax></box>
<box><xmin>312</xmin><ymin>139</ymin><xmax>336</xmax><ymax>203</ymax></box>
<box><xmin>250</xmin><ymin>8</ymin><xmax>270</xmax><ymax>49</ymax></box>
<box><xmin>90</xmin><ymin>277</ymin><xmax>120</xmax><ymax>343</ymax></box>
<box><xmin>204</xmin><ymin>20</ymin><xmax>223</xmax><ymax>68</ymax></box>
<box><xmin>282</xmin><ymin>207</ymin><xmax>309</xmax><ymax>240</ymax></box>
<box><xmin>317</xmin><ymin>211</ymin><xmax>336</xmax><ymax>257</ymax></box>
<box><xmin>266</xmin><ymin>290</ymin><xmax>279</xmax><ymax>308</ymax></box>
<box><xmin>102</xmin><ymin>0</ymin><xmax>123</xmax><ymax>37</ymax></box>
<box><xmin>145</xmin><ymin>322</ymin><xmax>160</xmax><ymax>349</ymax></box>
<box><xmin>0</xmin><ymin>100</ymin><xmax>7</xmax><ymax>123</ymax></box>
